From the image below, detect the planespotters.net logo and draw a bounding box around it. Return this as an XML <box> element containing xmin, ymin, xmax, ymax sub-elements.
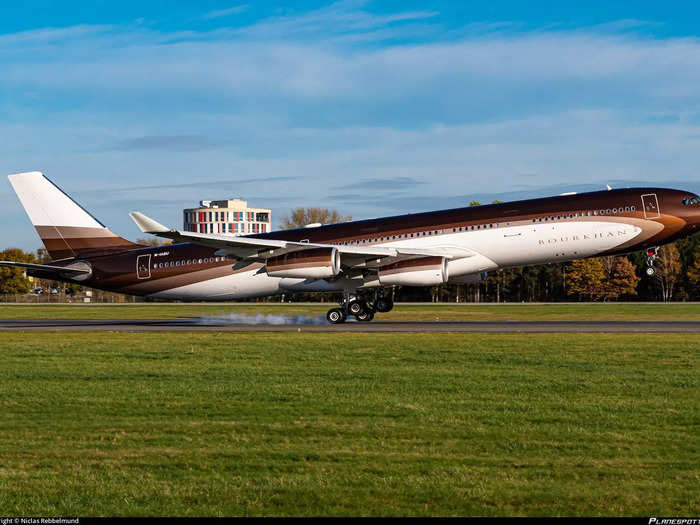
<box><xmin>647</xmin><ymin>518</ymin><xmax>700</xmax><ymax>525</ymax></box>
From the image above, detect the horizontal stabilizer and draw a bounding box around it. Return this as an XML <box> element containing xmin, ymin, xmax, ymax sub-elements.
<box><xmin>0</xmin><ymin>261</ymin><xmax>91</xmax><ymax>276</ymax></box>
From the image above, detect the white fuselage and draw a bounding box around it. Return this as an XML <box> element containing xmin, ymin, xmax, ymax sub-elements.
<box><xmin>147</xmin><ymin>218</ymin><xmax>642</xmax><ymax>301</ymax></box>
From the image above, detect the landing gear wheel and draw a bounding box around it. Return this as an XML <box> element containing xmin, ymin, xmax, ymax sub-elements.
<box><xmin>645</xmin><ymin>247</ymin><xmax>658</xmax><ymax>277</ymax></box>
<box><xmin>374</xmin><ymin>297</ymin><xmax>394</xmax><ymax>313</ymax></box>
<box><xmin>355</xmin><ymin>310</ymin><xmax>374</xmax><ymax>322</ymax></box>
<box><xmin>348</xmin><ymin>300</ymin><xmax>366</xmax><ymax>316</ymax></box>
<box><xmin>327</xmin><ymin>308</ymin><xmax>346</xmax><ymax>324</ymax></box>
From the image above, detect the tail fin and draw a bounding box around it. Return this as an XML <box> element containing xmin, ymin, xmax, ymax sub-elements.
<box><xmin>8</xmin><ymin>171</ymin><xmax>139</xmax><ymax>260</ymax></box>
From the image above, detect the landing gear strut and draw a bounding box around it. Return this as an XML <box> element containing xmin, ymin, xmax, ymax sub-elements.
<box><xmin>325</xmin><ymin>289</ymin><xmax>394</xmax><ymax>324</ymax></box>
<box><xmin>645</xmin><ymin>247</ymin><xmax>658</xmax><ymax>277</ymax></box>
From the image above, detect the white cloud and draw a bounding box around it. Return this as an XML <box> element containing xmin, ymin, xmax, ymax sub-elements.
<box><xmin>1</xmin><ymin>2</ymin><xmax>700</xmax><ymax>250</ymax></box>
<box><xmin>201</xmin><ymin>5</ymin><xmax>249</xmax><ymax>20</ymax></box>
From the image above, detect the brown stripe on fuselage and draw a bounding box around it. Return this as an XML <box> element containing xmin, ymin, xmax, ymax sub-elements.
<box><xmin>82</xmin><ymin>242</ymin><xmax>264</xmax><ymax>295</ymax></box>
<box><xmin>121</xmin><ymin>263</ymin><xmax>262</xmax><ymax>294</ymax></box>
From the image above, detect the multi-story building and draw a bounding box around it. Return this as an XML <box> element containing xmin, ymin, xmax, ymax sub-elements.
<box><xmin>183</xmin><ymin>199</ymin><xmax>271</xmax><ymax>236</ymax></box>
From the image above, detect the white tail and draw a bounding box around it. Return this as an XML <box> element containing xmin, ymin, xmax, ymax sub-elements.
<box><xmin>8</xmin><ymin>171</ymin><xmax>103</xmax><ymax>228</ymax></box>
<box><xmin>8</xmin><ymin>171</ymin><xmax>138</xmax><ymax>260</ymax></box>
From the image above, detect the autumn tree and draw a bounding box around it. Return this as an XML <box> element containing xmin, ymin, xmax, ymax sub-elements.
<box><xmin>136</xmin><ymin>237</ymin><xmax>171</xmax><ymax>246</ymax></box>
<box><xmin>687</xmin><ymin>253</ymin><xmax>700</xmax><ymax>291</ymax></box>
<box><xmin>655</xmin><ymin>243</ymin><xmax>682</xmax><ymax>301</ymax></box>
<box><xmin>0</xmin><ymin>248</ymin><xmax>37</xmax><ymax>294</ymax></box>
<box><xmin>280</xmin><ymin>208</ymin><xmax>352</xmax><ymax>230</ymax></box>
<box><xmin>600</xmin><ymin>256</ymin><xmax>640</xmax><ymax>300</ymax></box>
<box><xmin>566</xmin><ymin>258</ymin><xmax>605</xmax><ymax>300</ymax></box>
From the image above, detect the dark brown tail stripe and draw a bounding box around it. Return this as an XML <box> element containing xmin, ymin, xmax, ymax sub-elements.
<box><xmin>35</xmin><ymin>225</ymin><xmax>141</xmax><ymax>260</ymax></box>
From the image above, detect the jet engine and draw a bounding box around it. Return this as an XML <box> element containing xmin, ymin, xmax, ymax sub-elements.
<box><xmin>266</xmin><ymin>247</ymin><xmax>341</xmax><ymax>279</ymax></box>
<box><xmin>378</xmin><ymin>256</ymin><xmax>448</xmax><ymax>286</ymax></box>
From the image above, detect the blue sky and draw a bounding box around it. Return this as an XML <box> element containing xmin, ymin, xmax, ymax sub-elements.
<box><xmin>2</xmin><ymin>1</ymin><xmax>700</xmax><ymax>250</ymax></box>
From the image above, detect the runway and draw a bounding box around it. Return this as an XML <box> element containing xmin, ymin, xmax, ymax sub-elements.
<box><xmin>2</xmin><ymin>318</ymin><xmax>700</xmax><ymax>332</ymax></box>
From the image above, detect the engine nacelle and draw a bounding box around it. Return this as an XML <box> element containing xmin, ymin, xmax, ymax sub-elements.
<box><xmin>449</xmin><ymin>272</ymin><xmax>487</xmax><ymax>284</ymax></box>
<box><xmin>266</xmin><ymin>247</ymin><xmax>341</xmax><ymax>279</ymax></box>
<box><xmin>447</xmin><ymin>253</ymin><xmax>498</xmax><ymax>277</ymax></box>
<box><xmin>378</xmin><ymin>256</ymin><xmax>448</xmax><ymax>286</ymax></box>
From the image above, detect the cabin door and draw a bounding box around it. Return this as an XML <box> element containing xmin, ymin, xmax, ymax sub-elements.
<box><xmin>641</xmin><ymin>193</ymin><xmax>661</xmax><ymax>219</ymax></box>
<box><xmin>136</xmin><ymin>254</ymin><xmax>151</xmax><ymax>279</ymax></box>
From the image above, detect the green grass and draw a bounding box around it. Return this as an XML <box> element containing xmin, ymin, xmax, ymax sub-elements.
<box><xmin>1</xmin><ymin>302</ymin><xmax>700</xmax><ymax>321</ymax></box>
<box><xmin>0</xmin><ymin>332</ymin><xmax>698</xmax><ymax>516</ymax></box>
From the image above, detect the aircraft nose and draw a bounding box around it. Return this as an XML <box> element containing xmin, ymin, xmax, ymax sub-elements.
<box><xmin>680</xmin><ymin>194</ymin><xmax>700</xmax><ymax>230</ymax></box>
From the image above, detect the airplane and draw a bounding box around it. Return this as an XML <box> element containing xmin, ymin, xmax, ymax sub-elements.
<box><xmin>1</xmin><ymin>171</ymin><xmax>699</xmax><ymax>323</ymax></box>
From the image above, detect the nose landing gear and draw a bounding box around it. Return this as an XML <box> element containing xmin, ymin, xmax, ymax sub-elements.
<box><xmin>645</xmin><ymin>247</ymin><xmax>658</xmax><ymax>277</ymax></box>
<box><xmin>326</xmin><ymin>289</ymin><xmax>394</xmax><ymax>324</ymax></box>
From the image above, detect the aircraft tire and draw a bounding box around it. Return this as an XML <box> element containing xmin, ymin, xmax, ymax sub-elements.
<box><xmin>374</xmin><ymin>297</ymin><xmax>393</xmax><ymax>313</ymax></box>
<box><xmin>348</xmin><ymin>300</ymin><xmax>366</xmax><ymax>316</ymax></box>
<box><xmin>355</xmin><ymin>311</ymin><xmax>374</xmax><ymax>322</ymax></box>
<box><xmin>327</xmin><ymin>308</ymin><xmax>346</xmax><ymax>324</ymax></box>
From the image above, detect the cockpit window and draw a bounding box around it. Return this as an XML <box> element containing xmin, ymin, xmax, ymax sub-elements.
<box><xmin>682</xmin><ymin>197</ymin><xmax>700</xmax><ymax>205</ymax></box>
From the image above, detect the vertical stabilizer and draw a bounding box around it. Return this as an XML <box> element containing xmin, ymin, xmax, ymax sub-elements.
<box><xmin>8</xmin><ymin>171</ymin><xmax>139</xmax><ymax>260</ymax></box>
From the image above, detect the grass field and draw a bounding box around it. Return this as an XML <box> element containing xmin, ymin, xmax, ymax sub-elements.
<box><xmin>1</xmin><ymin>302</ymin><xmax>700</xmax><ymax>321</ymax></box>
<box><xmin>0</xmin><ymin>332</ymin><xmax>698</xmax><ymax>516</ymax></box>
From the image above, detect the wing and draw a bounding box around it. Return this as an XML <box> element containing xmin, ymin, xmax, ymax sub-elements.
<box><xmin>129</xmin><ymin>212</ymin><xmax>474</xmax><ymax>270</ymax></box>
<box><xmin>0</xmin><ymin>261</ymin><xmax>91</xmax><ymax>276</ymax></box>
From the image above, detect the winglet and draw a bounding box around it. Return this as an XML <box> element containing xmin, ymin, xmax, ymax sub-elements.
<box><xmin>129</xmin><ymin>212</ymin><xmax>169</xmax><ymax>233</ymax></box>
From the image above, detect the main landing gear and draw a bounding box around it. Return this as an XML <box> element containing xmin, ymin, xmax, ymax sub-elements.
<box><xmin>326</xmin><ymin>289</ymin><xmax>394</xmax><ymax>324</ymax></box>
<box><xmin>645</xmin><ymin>247</ymin><xmax>658</xmax><ymax>277</ymax></box>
